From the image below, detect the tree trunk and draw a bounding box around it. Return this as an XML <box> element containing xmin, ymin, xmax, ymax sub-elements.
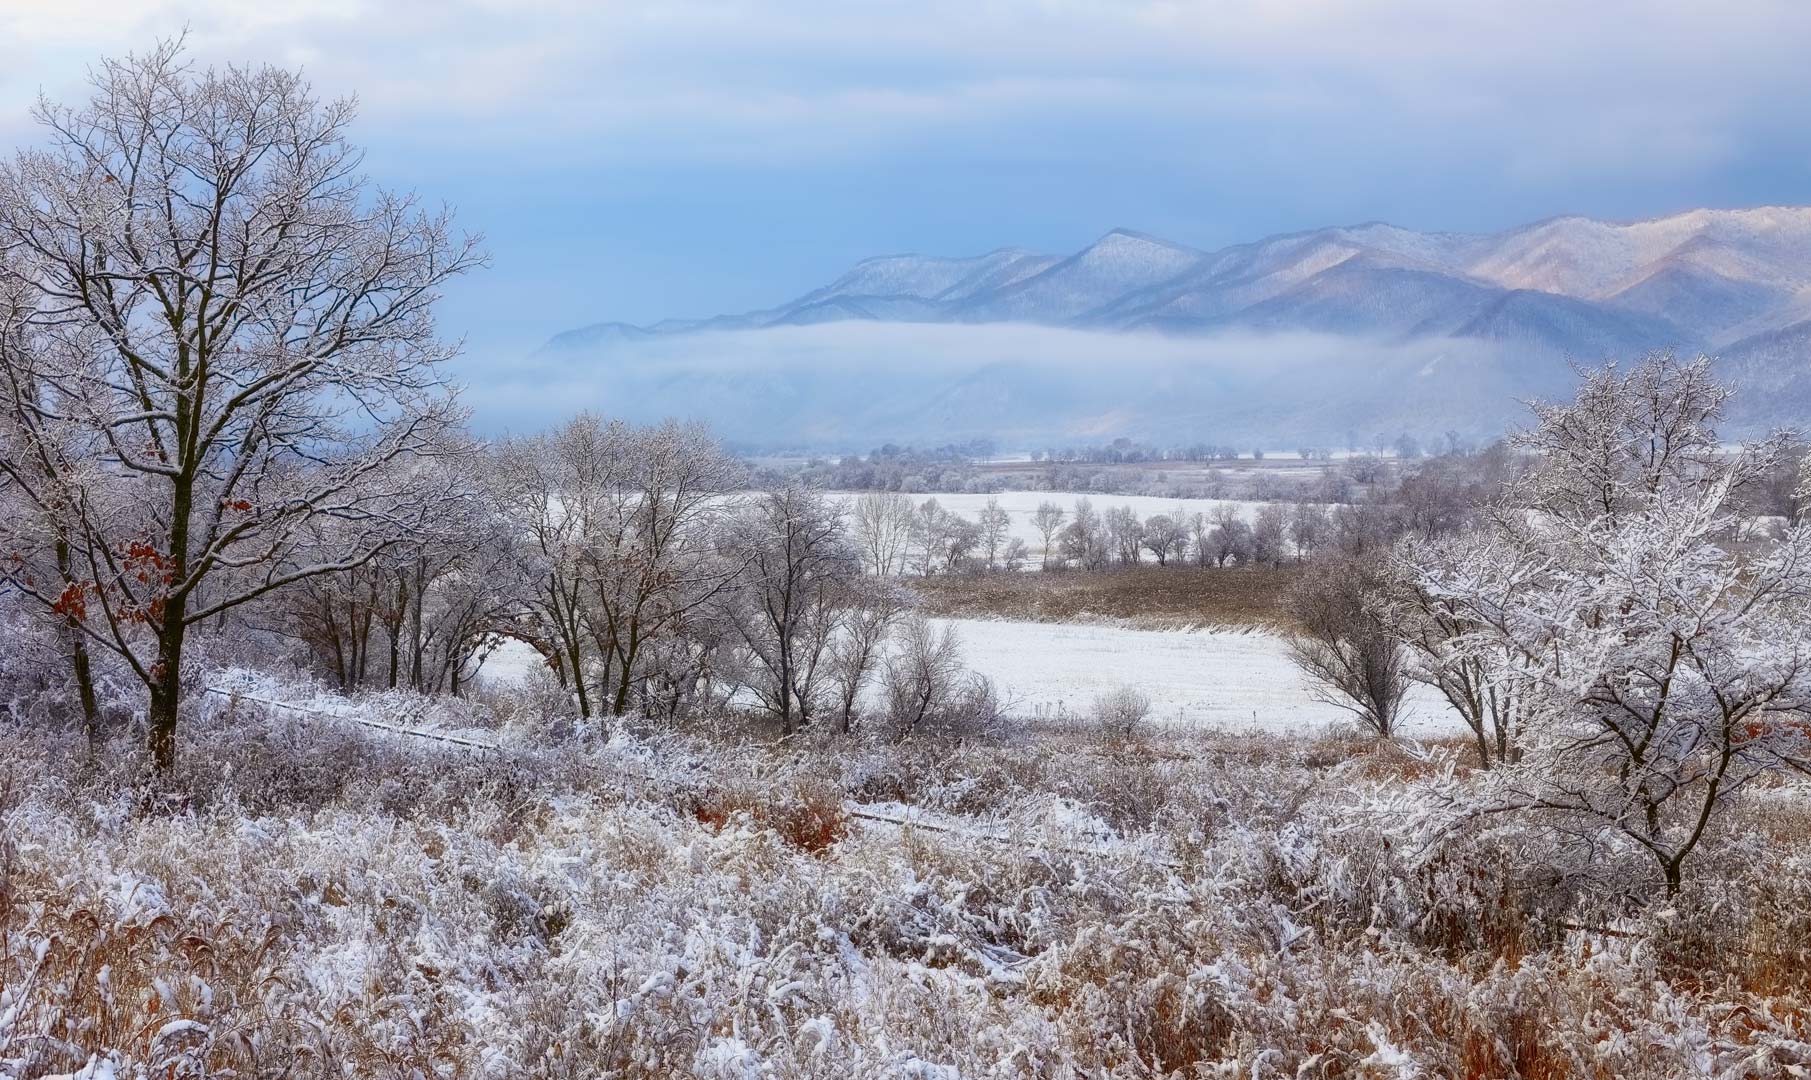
<box><xmin>149</xmin><ymin>473</ymin><xmax>193</xmax><ymax>773</ymax></box>
<box><xmin>611</xmin><ymin>625</ymin><xmax>642</xmax><ymax>717</ymax></box>
<box><xmin>54</xmin><ymin>536</ymin><xmax>101</xmax><ymax>742</ymax></box>
<box><xmin>148</xmin><ymin>611</ymin><xmax>186</xmax><ymax>773</ymax></box>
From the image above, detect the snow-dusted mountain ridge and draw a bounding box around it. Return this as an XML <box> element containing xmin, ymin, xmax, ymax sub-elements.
<box><xmin>528</xmin><ymin>207</ymin><xmax>1811</xmax><ymax>446</ymax></box>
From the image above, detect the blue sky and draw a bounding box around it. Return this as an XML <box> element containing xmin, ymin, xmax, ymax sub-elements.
<box><xmin>5</xmin><ymin>1</ymin><xmax>1810</xmax><ymax>371</ymax></box>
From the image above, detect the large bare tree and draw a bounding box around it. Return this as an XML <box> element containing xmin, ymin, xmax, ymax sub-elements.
<box><xmin>0</xmin><ymin>43</ymin><xmax>481</xmax><ymax>769</ymax></box>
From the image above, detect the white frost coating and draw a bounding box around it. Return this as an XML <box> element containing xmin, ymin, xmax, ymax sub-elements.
<box><xmin>153</xmin><ymin>1019</ymin><xmax>208</xmax><ymax>1043</ymax></box>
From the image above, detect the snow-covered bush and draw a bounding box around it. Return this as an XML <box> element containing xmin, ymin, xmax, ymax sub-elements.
<box><xmin>1396</xmin><ymin>353</ymin><xmax>1811</xmax><ymax>894</ymax></box>
<box><xmin>1091</xmin><ymin>685</ymin><xmax>1151</xmax><ymax>739</ymax></box>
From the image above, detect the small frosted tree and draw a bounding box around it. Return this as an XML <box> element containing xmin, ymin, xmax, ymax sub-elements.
<box><xmin>1032</xmin><ymin>500</ymin><xmax>1065</xmax><ymax>569</ymax></box>
<box><xmin>852</xmin><ymin>491</ymin><xmax>914</xmax><ymax>577</ymax></box>
<box><xmin>724</xmin><ymin>485</ymin><xmax>857</xmax><ymax>734</ymax></box>
<box><xmin>976</xmin><ymin>497</ymin><xmax>1012</xmax><ymax>571</ymax></box>
<box><xmin>1141</xmin><ymin>513</ymin><xmax>1186</xmax><ymax>566</ymax></box>
<box><xmin>1284</xmin><ymin>558</ymin><xmax>1408</xmax><ymax>737</ymax></box>
<box><xmin>1397</xmin><ymin>353</ymin><xmax>1811</xmax><ymax>893</ymax></box>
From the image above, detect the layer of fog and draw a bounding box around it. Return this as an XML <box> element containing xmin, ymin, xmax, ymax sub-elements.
<box><xmin>460</xmin><ymin>321</ymin><xmax>1569</xmax><ymax>451</ymax></box>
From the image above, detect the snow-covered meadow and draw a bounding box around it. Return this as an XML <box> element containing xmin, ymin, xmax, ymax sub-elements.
<box><xmin>482</xmin><ymin>618</ymin><xmax>1465</xmax><ymax>737</ymax></box>
<box><xmin>933</xmin><ymin>618</ymin><xmax>1461</xmax><ymax>736</ymax></box>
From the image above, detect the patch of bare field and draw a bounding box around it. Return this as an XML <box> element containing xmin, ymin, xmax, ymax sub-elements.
<box><xmin>910</xmin><ymin>564</ymin><xmax>1303</xmax><ymax>630</ymax></box>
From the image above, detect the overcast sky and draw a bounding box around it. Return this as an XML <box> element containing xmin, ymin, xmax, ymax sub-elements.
<box><xmin>4</xmin><ymin>1</ymin><xmax>1809</xmax><ymax>366</ymax></box>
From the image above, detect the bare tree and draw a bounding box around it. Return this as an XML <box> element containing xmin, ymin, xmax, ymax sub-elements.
<box><xmin>1032</xmin><ymin>500</ymin><xmax>1065</xmax><ymax>569</ymax></box>
<box><xmin>0</xmin><ymin>44</ymin><xmax>481</xmax><ymax>769</ymax></box>
<box><xmin>725</xmin><ymin>485</ymin><xmax>856</xmax><ymax>734</ymax></box>
<box><xmin>1059</xmin><ymin>498</ymin><xmax>1109</xmax><ymax>570</ymax></box>
<box><xmin>1284</xmin><ymin>558</ymin><xmax>1408</xmax><ymax>737</ymax></box>
<box><xmin>911</xmin><ymin>498</ymin><xmax>952</xmax><ymax>577</ymax></box>
<box><xmin>1251</xmin><ymin>504</ymin><xmax>1289</xmax><ymax>567</ymax></box>
<box><xmin>486</xmin><ymin>416</ymin><xmax>621</xmax><ymax>720</ymax></box>
<box><xmin>881</xmin><ymin>615</ymin><xmax>996</xmax><ymax>739</ymax></box>
<box><xmin>976</xmin><ymin>497</ymin><xmax>1012</xmax><ymax>571</ymax></box>
<box><xmin>582</xmin><ymin>420</ymin><xmax>744</xmax><ymax>716</ymax></box>
<box><xmin>825</xmin><ymin>576</ymin><xmax>911</xmax><ymax>734</ymax></box>
<box><xmin>1287</xmin><ymin>504</ymin><xmax>1327</xmax><ymax>562</ymax></box>
<box><xmin>1104</xmin><ymin>505</ymin><xmax>1145</xmax><ymax>566</ymax></box>
<box><xmin>1381</xmin><ymin>539</ymin><xmax>1522</xmax><ymax>769</ymax></box>
<box><xmin>851</xmin><ymin>491</ymin><xmax>914</xmax><ymax>577</ymax></box>
<box><xmin>1188</xmin><ymin>511</ymin><xmax>1212</xmax><ymax>568</ymax></box>
<box><xmin>1141</xmin><ymin>513</ymin><xmax>1186</xmax><ymax>566</ymax></box>
<box><xmin>0</xmin><ymin>271</ymin><xmax>103</xmax><ymax>739</ymax></box>
<box><xmin>940</xmin><ymin>514</ymin><xmax>981</xmax><ymax>573</ymax></box>
<box><xmin>1207</xmin><ymin>505</ymin><xmax>1252</xmax><ymax>567</ymax></box>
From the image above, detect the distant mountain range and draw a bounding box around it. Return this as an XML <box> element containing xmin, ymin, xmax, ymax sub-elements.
<box><xmin>529</xmin><ymin>207</ymin><xmax>1811</xmax><ymax>447</ymax></box>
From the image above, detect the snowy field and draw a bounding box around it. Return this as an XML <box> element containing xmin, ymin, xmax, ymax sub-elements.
<box><xmin>480</xmin><ymin>619</ymin><xmax>1463</xmax><ymax>737</ymax></box>
<box><xmin>933</xmin><ymin>617</ymin><xmax>1461</xmax><ymax>737</ymax></box>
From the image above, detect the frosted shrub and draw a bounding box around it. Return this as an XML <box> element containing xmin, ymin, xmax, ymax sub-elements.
<box><xmin>1091</xmin><ymin>685</ymin><xmax>1151</xmax><ymax>739</ymax></box>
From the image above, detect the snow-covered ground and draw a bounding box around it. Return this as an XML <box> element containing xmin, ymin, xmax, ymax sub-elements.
<box><xmin>475</xmin><ymin>638</ymin><xmax>543</xmax><ymax>684</ymax></box>
<box><xmin>933</xmin><ymin>617</ymin><xmax>1460</xmax><ymax>736</ymax></box>
<box><xmin>478</xmin><ymin>619</ymin><xmax>1462</xmax><ymax>737</ymax></box>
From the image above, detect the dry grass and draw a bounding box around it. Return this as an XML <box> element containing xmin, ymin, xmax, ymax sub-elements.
<box><xmin>4</xmin><ymin>690</ymin><xmax>1811</xmax><ymax>1078</ymax></box>
<box><xmin>910</xmin><ymin>564</ymin><xmax>1303</xmax><ymax>629</ymax></box>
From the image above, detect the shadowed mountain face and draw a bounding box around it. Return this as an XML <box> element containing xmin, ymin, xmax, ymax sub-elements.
<box><xmin>524</xmin><ymin>208</ymin><xmax>1811</xmax><ymax>448</ymax></box>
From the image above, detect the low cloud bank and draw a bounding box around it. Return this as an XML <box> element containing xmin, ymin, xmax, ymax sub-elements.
<box><xmin>460</xmin><ymin>321</ymin><xmax>1564</xmax><ymax>450</ymax></box>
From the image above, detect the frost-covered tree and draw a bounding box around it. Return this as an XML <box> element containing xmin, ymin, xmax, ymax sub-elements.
<box><xmin>1206</xmin><ymin>506</ymin><xmax>1252</xmax><ymax>567</ymax></box>
<box><xmin>1251</xmin><ymin>503</ymin><xmax>1289</xmax><ymax>567</ymax></box>
<box><xmin>851</xmin><ymin>491</ymin><xmax>914</xmax><ymax>577</ymax></box>
<box><xmin>825</xmin><ymin>575</ymin><xmax>911</xmax><ymax>734</ymax></box>
<box><xmin>0</xmin><ymin>270</ymin><xmax>105</xmax><ymax>739</ymax></box>
<box><xmin>724</xmin><ymin>486</ymin><xmax>857</xmax><ymax>733</ymax></box>
<box><xmin>976</xmin><ymin>497</ymin><xmax>1012</xmax><ymax>571</ymax></box>
<box><xmin>1141</xmin><ymin>513</ymin><xmax>1186</xmax><ymax>566</ymax></box>
<box><xmin>880</xmin><ymin>615</ymin><xmax>999</xmax><ymax>739</ymax></box>
<box><xmin>1288</xmin><ymin>503</ymin><xmax>1327</xmax><ymax>562</ymax></box>
<box><xmin>910</xmin><ymin>498</ymin><xmax>952</xmax><ymax>577</ymax></box>
<box><xmin>0</xmin><ymin>43</ymin><xmax>480</xmax><ymax>769</ymax></box>
<box><xmin>1058</xmin><ymin>498</ymin><xmax>1109</xmax><ymax>570</ymax></box>
<box><xmin>1104</xmin><ymin>505</ymin><xmax>1144</xmax><ymax>566</ymax></box>
<box><xmin>1382</xmin><ymin>538</ymin><xmax>1523</xmax><ymax>769</ymax></box>
<box><xmin>1032</xmin><ymin>500</ymin><xmax>1065</xmax><ymax>569</ymax></box>
<box><xmin>580</xmin><ymin>420</ymin><xmax>743</xmax><ymax>716</ymax></box>
<box><xmin>1398</xmin><ymin>353</ymin><xmax>1811</xmax><ymax>892</ymax></box>
<box><xmin>486</xmin><ymin>416</ymin><xmax>621</xmax><ymax>719</ymax></box>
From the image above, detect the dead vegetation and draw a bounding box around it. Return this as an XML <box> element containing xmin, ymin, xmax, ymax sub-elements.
<box><xmin>909</xmin><ymin>564</ymin><xmax>1303</xmax><ymax>629</ymax></box>
<box><xmin>3</xmin><ymin>690</ymin><xmax>1809</xmax><ymax>1078</ymax></box>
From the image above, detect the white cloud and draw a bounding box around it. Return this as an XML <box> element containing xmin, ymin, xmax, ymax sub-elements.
<box><xmin>4</xmin><ymin>0</ymin><xmax>1806</xmax><ymax>174</ymax></box>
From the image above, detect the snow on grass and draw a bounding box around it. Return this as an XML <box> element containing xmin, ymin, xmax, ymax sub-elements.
<box><xmin>932</xmin><ymin>617</ymin><xmax>1461</xmax><ymax>737</ymax></box>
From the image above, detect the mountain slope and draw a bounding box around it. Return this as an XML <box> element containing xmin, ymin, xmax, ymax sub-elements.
<box><xmin>528</xmin><ymin>206</ymin><xmax>1811</xmax><ymax>446</ymax></box>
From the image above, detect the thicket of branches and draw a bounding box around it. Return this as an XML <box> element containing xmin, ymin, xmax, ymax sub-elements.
<box><xmin>1283</xmin><ymin>352</ymin><xmax>1811</xmax><ymax>896</ymax></box>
